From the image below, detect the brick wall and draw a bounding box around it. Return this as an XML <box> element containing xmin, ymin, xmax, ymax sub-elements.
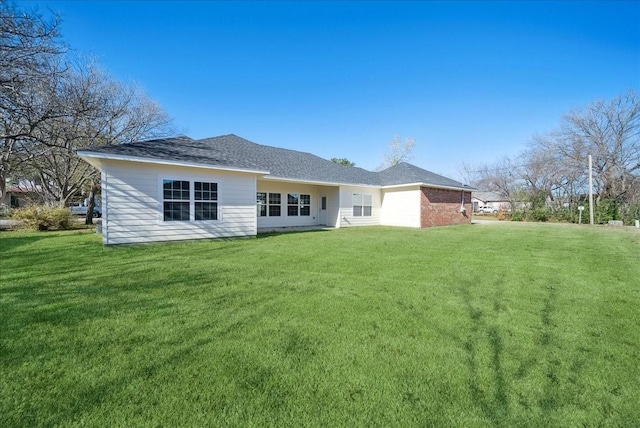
<box><xmin>420</xmin><ymin>187</ymin><xmax>472</xmax><ymax>228</ymax></box>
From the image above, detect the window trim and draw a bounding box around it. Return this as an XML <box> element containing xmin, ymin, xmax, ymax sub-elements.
<box><xmin>287</xmin><ymin>193</ymin><xmax>311</xmax><ymax>217</ymax></box>
<box><xmin>194</xmin><ymin>181</ymin><xmax>218</xmax><ymax>221</ymax></box>
<box><xmin>352</xmin><ymin>193</ymin><xmax>372</xmax><ymax>217</ymax></box>
<box><xmin>160</xmin><ymin>177</ymin><xmax>221</xmax><ymax>223</ymax></box>
<box><xmin>162</xmin><ymin>179</ymin><xmax>190</xmax><ymax>222</ymax></box>
<box><xmin>257</xmin><ymin>192</ymin><xmax>282</xmax><ymax>217</ymax></box>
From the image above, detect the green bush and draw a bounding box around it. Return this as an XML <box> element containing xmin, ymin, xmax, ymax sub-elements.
<box><xmin>530</xmin><ymin>207</ymin><xmax>550</xmax><ymax>222</ymax></box>
<box><xmin>620</xmin><ymin>202</ymin><xmax>640</xmax><ymax>226</ymax></box>
<box><xmin>12</xmin><ymin>205</ymin><xmax>74</xmax><ymax>231</ymax></box>
<box><xmin>511</xmin><ymin>211</ymin><xmax>524</xmax><ymax>222</ymax></box>
<box><xmin>594</xmin><ymin>199</ymin><xmax>618</xmax><ymax>224</ymax></box>
<box><xmin>554</xmin><ymin>207</ymin><xmax>584</xmax><ymax>223</ymax></box>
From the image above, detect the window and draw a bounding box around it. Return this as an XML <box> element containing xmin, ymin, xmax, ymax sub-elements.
<box><xmin>288</xmin><ymin>193</ymin><xmax>299</xmax><ymax>216</ymax></box>
<box><xmin>353</xmin><ymin>193</ymin><xmax>372</xmax><ymax>217</ymax></box>
<box><xmin>162</xmin><ymin>179</ymin><xmax>218</xmax><ymax>222</ymax></box>
<box><xmin>300</xmin><ymin>194</ymin><xmax>311</xmax><ymax>216</ymax></box>
<box><xmin>257</xmin><ymin>192</ymin><xmax>267</xmax><ymax>217</ymax></box>
<box><xmin>163</xmin><ymin>180</ymin><xmax>190</xmax><ymax>221</ymax></box>
<box><xmin>194</xmin><ymin>181</ymin><xmax>217</xmax><ymax>221</ymax></box>
<box><xmin>287</xmin><ymin>193</ymin><xmax>311</xmax><ymax>216</ymax></box>
<box><xmin>256</xmin><ymin>192</ymin><xmax>282</xmax><ymax>217</ymax></box>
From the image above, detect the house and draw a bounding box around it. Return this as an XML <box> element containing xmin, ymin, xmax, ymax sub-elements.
<box><xmin>0</xmin><ymin>182</ymin><xmax>43</xmax><ymax>210</ymax></box>
<box><xmin>471</xmin><ymin>191</ymin><xmax>510</xmax><ymax>212</ymax></box>
<box><xmin>77</xmin><ymin>134</ymin><xmax>474</xmax><ymax>245</ymax></box>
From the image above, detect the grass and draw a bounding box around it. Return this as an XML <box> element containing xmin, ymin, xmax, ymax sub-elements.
<box><xmin>1</xmin><ymin>225</ymin><xmax>639</xmax><ymax>427</ymax></box>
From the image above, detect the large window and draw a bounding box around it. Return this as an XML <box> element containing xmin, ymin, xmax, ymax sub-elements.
<box><xmin>352</xmin><ymin>193</ymin><xmax>372</xmax><ymax>217</ymax></box>
<box><xmin>288</xmin><ymin>193</ymin><xmax>311</xmax><ymax>216</ymax></box>
<box><xmin>163</xmin><ymin>180</ymin><xmax>190</xmax><ymax>221</ymax></box>
<box><xmin>195</xmin><ymin>181</ymin><xmax>218</xmax><ymax>221</ymax></box>
<box><xmin>163</xmin><ymin>179</ymin><xmax>218</xmax><ymax>222</ymax></box>
<box><xmin>257</xmin><ymin>192</ymin><xmax>282</xmax><ymax>217</ymax></box>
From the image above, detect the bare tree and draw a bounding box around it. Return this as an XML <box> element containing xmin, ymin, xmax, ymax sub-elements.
<box><xmin>0</xmin><ymin>0</ymin><xmax>65</xmax><ymax>204</ymax></box>
<box><xmin>19</xmin><ymin>64</ymin><xmax>173</xmax><ymax>221</ymax></box>
<box><xmin>472</xmin><ymin>156</ymin><xmax>527</xmax><ymax>212</ymax></box>
<box><xmin>535</xmin><ymin>90</ymin><xmax>640</xmax><ymax>202</ymax></box>
<box><xmin>378</xmin><ymin>135</ymin><xmax>415</xmax><ymax>170</ymax></box>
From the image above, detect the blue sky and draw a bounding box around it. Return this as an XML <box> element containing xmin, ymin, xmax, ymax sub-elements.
<box><xmin>25</xmin><ymin>1</ymin><xmax>640</xmax><ymax>179</ymax></box>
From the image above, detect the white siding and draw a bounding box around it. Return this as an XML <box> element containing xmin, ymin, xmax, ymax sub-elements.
<box><xmin>338</xmin><ymin>186</ymin><xmax>382</xmax><ymax>227</ymax></box>
<box><xmin>381</xmin><ymin>187</ymin><xmax>421</xmax><ymax>228</ymax></box>
<box><xmin>101</xmin><ymin>160</ymin><xmax>257</xmax><ymax>245</ymax></box>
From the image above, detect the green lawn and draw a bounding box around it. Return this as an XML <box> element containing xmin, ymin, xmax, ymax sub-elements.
<box><xmin>1</xmin><ymin>225</ymin><xmax>639</xmax><ymax>427</ymax></box>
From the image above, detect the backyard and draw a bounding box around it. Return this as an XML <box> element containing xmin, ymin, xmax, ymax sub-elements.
<box><xmin>1</xmin><ymin>224</ymin><xmax>639</xmax><ymax>427</ymax></box>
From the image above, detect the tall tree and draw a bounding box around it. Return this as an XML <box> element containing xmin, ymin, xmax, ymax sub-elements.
<box><xmin>534</xmin><ymin>90</ymin><xmax>640</xmax><ymax>202</ymax></box>
<box><xmin>20</xmin><ymin>64</ymin><xmax>173</xmax><ymax>215</ymax></box>
<box><xmin>0</xmin><ymin>0</ymin><xmax>65</xmax><ymax>203</ymax></box>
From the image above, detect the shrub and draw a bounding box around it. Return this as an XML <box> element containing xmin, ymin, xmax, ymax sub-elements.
<box><xmin>12</xmin><ymin>205</ymin><xmax>74</xmax><ymax>231</ymax></box>
<box><xmin>530</xmin><ymin>207</ymin><xmax>550</xmax><ymax>222</ymax></box>
<box><xmin>594</xmin><ymin>199</ymin><xmax>618</xmax><ymax>224</ymax></box>
<box><xmin>511</xmin><ymin>211</ymin><xmax>524</xmax><ymax>222</ymax></box>
<box><xmin>554</xmin><ymin>208</ymin><xmax>578</xmax><ymax>224</ymax></box>
<box><xmin>619</xmin><ymin>202</ymin><xmax>640</xmax><ymax>226</ymax></box>
<box><xmin>0</xmin><ymin>203</ymin><xmax>11</xmax><ymax>217</ymax></box>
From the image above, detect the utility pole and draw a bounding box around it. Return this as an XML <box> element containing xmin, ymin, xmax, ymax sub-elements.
<box><xmin>588</xmin><ymin>154</ymin><xmax>594</xmax><ymax>225</ymax></box>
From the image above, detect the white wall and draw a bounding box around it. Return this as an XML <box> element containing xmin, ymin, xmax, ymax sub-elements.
<box><xmin>381</xmin><ymin>186</ymin><xmax>421</xmax><ymax>228</ymax></box>
<box><xmin>338</xmin><ymin>185</ymin><xmax>381</xmax><ymax>227</ymax></box>
<box><xmin>101</xmin><ymin>160</ymin><xmax>258</xmax><ymax>244</ymax></box>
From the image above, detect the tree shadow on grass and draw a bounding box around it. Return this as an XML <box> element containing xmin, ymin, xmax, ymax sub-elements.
<box><xmin>452</xmin><ymin>277</ymin><xmax>598</xmax><ymax>426</ymax></box>
<box><xmin>459</xmin><ymin>282</ymin><xmax>510</xmax><ymax>426</ymax></box>
<box><xmin>0</xmin><ymin>233</ymin><xmax>56</xmax><ymax>254</ymax></box>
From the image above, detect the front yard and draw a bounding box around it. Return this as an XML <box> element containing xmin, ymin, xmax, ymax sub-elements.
<box><xmin>1</xmin><ymin>225</ymin><xmax>638</xmax><ymax>426</ymax></box>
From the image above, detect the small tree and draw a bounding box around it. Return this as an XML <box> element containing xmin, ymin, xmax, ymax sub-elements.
<box><xmin>330</xmin><ymin>157</ymin><xmax>355</xmax><ymax>167</ymax></box>
<box><xmin>378</xmin><ymin>135</ymin><xmax>415</xmax><ymax>170</ymax></box>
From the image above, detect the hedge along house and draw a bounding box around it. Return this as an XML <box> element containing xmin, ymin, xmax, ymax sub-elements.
<box><xmin>78</xmin><ymin>134</ymin><xmax>474</xmax><ymax>245</ymax></box>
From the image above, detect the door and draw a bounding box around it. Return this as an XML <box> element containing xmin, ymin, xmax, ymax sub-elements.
<box><xmin>318</xmin><ymin>194</ymin><xmax>327</xmax><ymax>225</ymax></box>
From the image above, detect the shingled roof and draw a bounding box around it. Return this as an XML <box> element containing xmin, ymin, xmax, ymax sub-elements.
<box><xmin>80</xmin><ymin>134</ymin><xmax>471</xmax><ymax>190</ymax></box>
<box><xmin>378</xmin><ymin>161</ymin><xmax>471</xmax><ymax>189</ymax></box>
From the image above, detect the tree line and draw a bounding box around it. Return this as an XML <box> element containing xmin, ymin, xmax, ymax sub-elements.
<box><xmin>1</xmin><ymin>1</ymin><xmax>173</xmax><ymax>221</ymax></box>
<box><xmin>462</xmin><ymin>90</ymin><xmax>640</xmax><ymax>224</ymax></box>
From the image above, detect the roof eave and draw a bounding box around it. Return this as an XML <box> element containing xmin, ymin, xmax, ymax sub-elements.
<box><xmin>77</xmin><ymin>151</ymin><xmax>270</xmax><ymax>175</ymax></box>
<box><xmin>260</xmin><ymin>175</ymin><xmax>380</xmax><ymax>188</ymax></box>
<box><xmin>382</xmin><ymin>182</ymin><xmax>475</xmax><ymax>191</ymax></box>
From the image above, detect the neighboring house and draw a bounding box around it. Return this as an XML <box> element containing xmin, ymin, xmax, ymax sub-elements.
<box><xmin>78</xmin><ymin>134</ymin><xmax>475</xmax><ymax>245</ymax></box>
<box><xmin>472</xmin><ymin>191</ymin><xmax>511</xmax><ymax>212</ymax></box>
<box><xmin>0</xmin><ymin>182</ymin><xmax>43</xmax><ymax>209</ymax></box>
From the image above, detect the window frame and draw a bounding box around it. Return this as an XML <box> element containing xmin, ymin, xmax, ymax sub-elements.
<box><xmin>194</xmin><ymin>181</ymin><xmax>218</xmax><ymax>221</ymax></box>
<box><xmin>257</xmin><ymin>192</ymin><xmax>282</xmax><ymax>217</ymax></box>
<box><xmin>287</xmin><ymin>193</ymin><xmax>311</xmax><ymax>217</ymax></box>
<box><xmin>160</xmin><ymin>178</ymin><xmax>220</xmax><ymax>223</ymax></box>
<box><xmin>162</xmin><ymin>179</ymin><xmax>190</xmax><ymax>222</ymax></box>
<box><xmin>352</xmin><ymin>193</ymin><xmax>372</xmax><ymax>217</ymax></box>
